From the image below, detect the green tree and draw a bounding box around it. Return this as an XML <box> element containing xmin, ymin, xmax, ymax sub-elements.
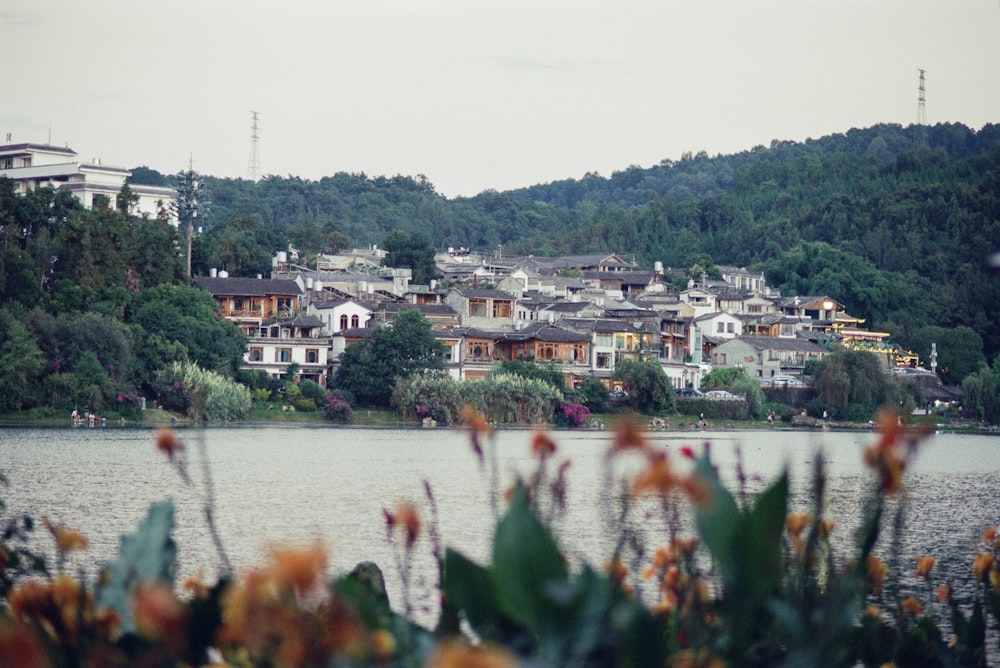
<box><xmin>204</xmin><ymin>214</ymin><xmax>276</xmax><ymax>277</ymax></box>
<box><xmin>381</xmin><ymin>230</ymin><xmax>438</xmax><ymax>285</ymax></box>
<box><xmin>812</xmin><ymin>347</ymin><xmax>899</xmax><ymax>420</ymax></box>
<box><xmin>962</xmin><ymin>360</ymin><xmax>1000</xmax><ymax>424</ymax></box>
<box><xmin>489</xmin><ymin>358</ymin><xmax>565</xmax><ymax>390</ymax></box>
<box><xmin>907</xmin><ymin>325</ymin><xmax>985</xmax><ymax>385</ymax></box>
<box><xmin>0</xmin><ymin>309</ymin><xmax>44</xmax><ymax>411</ymax></box>
<box><xmin>131</xmin><ymin>284</ymin><xmax>248</xmax><ymax>376</ymax></box>
<box><xmin>612</xmin><ymin>359</ymin><xmax>675</xmax><ymax>413</ymax></box>
<box><xmin>335</xmin><ymin>309</ymin><xmax>445</xmax><ymax>407</ymax></box>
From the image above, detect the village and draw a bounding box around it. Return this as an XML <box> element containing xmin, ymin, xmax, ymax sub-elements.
<box><xmin>191</xmin><ymin>246</ymin><xmax>950</xmax><ymax>403</ymax></box>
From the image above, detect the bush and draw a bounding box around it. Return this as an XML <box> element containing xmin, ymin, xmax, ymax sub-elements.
<box><xmin>323</xmin><ymin>391</ymin><xmax>354</xmax><ymax>422</ymax></box>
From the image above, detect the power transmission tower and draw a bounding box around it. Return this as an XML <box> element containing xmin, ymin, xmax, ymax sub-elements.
<box><xmin>916</xmin><ymin>69</ymin><xmax>928</xmax><ymax>147</ymax></box>
<box><xmin>248</xmin><ymin>111</ymin><xmax>261</xmax><ymax>181</ymax></box>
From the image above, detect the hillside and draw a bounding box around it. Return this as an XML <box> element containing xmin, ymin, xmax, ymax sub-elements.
<box><xmin>128</xmin><ymin>121</ymin><xmax>1000</xmax><ymax>357</ymax></box>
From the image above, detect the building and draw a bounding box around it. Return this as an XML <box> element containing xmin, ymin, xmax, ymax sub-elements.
<box><xmin>0</xmin><ymin>142</ymin><xmax>176</xmax><ymax>221</ymax></box>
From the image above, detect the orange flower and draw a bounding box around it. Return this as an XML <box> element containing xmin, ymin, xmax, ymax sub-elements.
<box><xmin>133</xmin><ymin>581</ymin><xmax>186</xmax><ymax>649</ymax></box>
<box><xmin>867</xmin><ymin>555</ymin><xmax>888</xmax><ymax>592</ymax></box>
<box><xmin>0</xmin><ymin>620</ymin><xmax>48</xmax><ymax>668</ymax></box>
<box><xmin>369</xmin><ymin>628</ymin><xmax>397</xmax><ymax>661</ymax></box>
<box><xmin>785</xmin><ymin>513</ymin><xmax>812</xmax><ymax>537</ymax></box>
<box><xmin>983</xmin><ymin>526</ymin><xmax>997</xmax><ymax>543</ymax></box>
<box><xmin>388</xmin><ymin>504</ymin><xmax>421</xmax><ymax>549</ymax></box>
<box><xmin>460</xmin><ymin>405</ymin><xmax>491</xmax><ymax>435</ymax></box>
<box><xmin>681</xmin><ymin>474</ymin><xmax>712</xmax><ymax>508</ymax></box>
<box><xmin>43</xmin><ymin>517</ymin><xmax>89</xmax><ymax>554</ymax></box>
<box><xmin>865</xmin><ymin>604</ymin><xmax>881</xmax><ymax>620</ymax></box>
<box><xmin>973</xmin><ymin>552</ymin><xmax>995</xmax><ymax>583</ymax></box>
<box><xmin>271</xmin><ymin>542</ymin><xmax>328</xmax><ymax>593</ymax></box>
<box><xmin>427</xmin><ymin>639</ymin><xmax>518</xmax><ymax>668</ymax></box>
<box><xmin>915</xmin><ymin>555</ymin><xmax>936</xmax><ymax>579</ymax></box>
<box><xmin>611</xmin><ymin>416</ymin><xmax>648</xmax><ymax>453</ymax></box>
<box><xmin>937</xmin><ymin>584</ymin><xmax>951</xmax><ymax>603</ymax></box>
<box><xmin>632</xmin><ymin>451</ymin><xmax>675</xmax><ymax>496</ymax></box>
<box><xmin>155</xmin><ymin>428</ymin><xmax>183</xmax><ymax>459</ymax></box>
<box><xmin>530</xmin><ymin>431</ymin><xmax>557</xmax><ymax>459</ymax></box>
<box><xmin>818</xmin><ymin>518</ymin><xmax>835</xmax><ymax>540</ymax></box>
<box><xmin>899</xmin><ymin>595</ymin><xmax>925</xmax><ymax>617</ymax></box>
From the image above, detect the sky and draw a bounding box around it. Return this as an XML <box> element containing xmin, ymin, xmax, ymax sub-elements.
<box><xmin>3</xmin><ymin>0</ymin><xmax>999</xmax><ymax>199</ymax></box>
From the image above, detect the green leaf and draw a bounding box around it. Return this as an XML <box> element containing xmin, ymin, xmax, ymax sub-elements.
<box><xmin>95</xmin><ymin>500</ymin><xmax>176</xmax><ymax>633</ymax></box>
<box><xmin>492</xmin><ymin>484</ymin><xmax>568</xmax><ymax>633</ymax></box>
<box><xmin>692</xmin><ymin>456</ymin><xmax>741</xmax><ymax>584</ymax></box>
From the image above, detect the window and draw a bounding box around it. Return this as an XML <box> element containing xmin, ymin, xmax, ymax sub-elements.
<box><xmin>340</xmin><ymin>314</ymin><xmax>349</xmax><ymax>330</ymax></box>
<box><xmin>597</xmin><ymin>352</ymin><xmax>611</xmax><ymax>369</ymax></box>
<box><xmin>306</xmin><ymin>349</ymin><xmax>319</xmax><ymax>364</ymax></box>
<box><xmin>233</xmin><ymin>298</ymin><xmax>244</xmax><ymax>311</ymax></box>
<box><xmin>249</xmin><ymin>347</ymin><xmax>263</xmax><ymax>362</ymax></box>
<box><xmin>727</xmin><ymin>322</ymin><xmax>735</xmax><ymax>334</ymax></box>
<box><xmin>0</xmin><ymin>158</ymin><xmax>12</xmax><ymax>169</ymax></box>
<box><xmin>277</xmin><ymin>297</ymin><xmax>293</xmax><ymax>312</ymax></box>
<box><xmin>595</xmin><ymin>333</ymin><xmax>613</xmax><ymax>347</ymax></box>
<box><xmin>493</xmin><ymin>301</ymin><xmax>511</xmax><ymax>318</ymax></box>
<box><xmin>351</xmin><ymin>314</ymin><xmax>359</xmax><ymax>328</ymax></box>
<box><xmin>748</xmin><ymin>304</ymin><xmax>763</xmax><ymax>314</ymax></box>
<box><xmin>717</xmin><ymin>322</ymin><xmax>725</xmax><ymax>333</ymax></box>
<box><xmin>276</xmin><ymin>348</ymin><xmax>291</xmax><ymax>363</ymax></box>
<box><xmin>469</xmin><ymin>299</ymin><xmax>487</xmax><ymax>317</ymax></box>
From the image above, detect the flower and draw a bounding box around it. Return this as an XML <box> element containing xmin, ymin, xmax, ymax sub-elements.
<box><xmin>973</xmin><ymin>552</ymin><xmax>995</xmax><ymax>583</ymax></box>
<box><xmin>270</xmin><ymin>542</ymin><xmax>328</xmax><ymax>593</ymax></box>
<box><xmin>460</xmin><ymin>404</ymin><xmax>490</xmax><ymax>435</ymax></box>
<box><xmin>937</xmin><ymin>584</ymin><xmax>951</xmax><ymax>603</ymax></box>
<box><xmin>531</xmin><ymin>431</ymin><xmax>557</xmax><ymax>459</ymax></box>
<box><xmin>133</xmin><ymin>581</ymin><xmax>186</xmax><ymax>649</ymax></box>
<box><xmin>984</xmin><ymin>525</ymin><xmax>997</xmax><ymax>544</ymax></box>
<box><xmin>155</xmin><ymin>428</ymin><xmax>183</xmax><ymax>460</ymax></box>
<box><xmin>426</xmin><ymin>640</ymin><xmax>518</xmax><ymax>668</ymax></box>
<box><xmin>43</xmin><ymin>517</ymin><xmax>89</xmax><ymax>554</ymax></box>
<box><xmin>785</xmin><ymin>513</ymin><xmax>812</xmax><ymax>537</ymax></box>
<box><xmin>899</xmin><ymin>595</ymin><xmax>925</xmax><ymax>617</ymax></box>
<box><xmin>611</xmin><ymin>416</ymin><xmax>648</xmax><ymax>453</ymax></box>
<box><xmin>632</xmin><ymin>451</ymin><xmax>676</xmax><ymax>496</ymax></box>
<box><xmin>867</xmin><ymin>555</ymin><xmax>888</xmax><ymax>592</ymax></box>
<box><xmin>386</xmin><ymin>504</ymin><xmax>421</xmax><ymax>549</ymax></box>
<box><xmin>915</xmin><ymin>555</ymin><xmax>936</xmax><ymax>579</ymax></box>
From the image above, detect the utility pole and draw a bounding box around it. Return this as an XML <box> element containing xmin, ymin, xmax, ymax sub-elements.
<box><xmin>248</xmin><ymin>111</ymin><xmax>261</xmax><ymax>182</ymax></box>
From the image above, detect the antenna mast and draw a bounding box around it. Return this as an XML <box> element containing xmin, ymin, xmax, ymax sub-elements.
<box><xmin>916</xmin><ymin>69</ymin><xmax>928</xmax><ymax>147</ymax></box>
<box><xmin>248</xmin><ymin>111</ymin><xmax>261</xmax><ymax>182</ymax></box>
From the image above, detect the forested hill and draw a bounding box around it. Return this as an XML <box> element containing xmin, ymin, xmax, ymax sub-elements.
<box><xmin>129</xmin><ymin>121</ymin><xmax>1000</xmax><ymax>356</ymax></box>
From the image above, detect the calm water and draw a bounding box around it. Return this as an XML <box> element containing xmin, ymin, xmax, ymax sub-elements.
<box><xmin>1</xmin><ymin>424</ymin><xmax>998</xmax><ymax>626</ymax></box>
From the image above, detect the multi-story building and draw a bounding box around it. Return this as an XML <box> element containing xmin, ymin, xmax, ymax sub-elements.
<box><xmin>0</xmin><ymin>141</ymin><xmax>176</xmax><ymax>221</ymax></box>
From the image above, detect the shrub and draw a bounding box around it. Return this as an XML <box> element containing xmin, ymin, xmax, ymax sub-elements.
<box><xmin>323</xmin><ymin>391</ymin><xmax>354</xmax><ymax>422</ymax></box>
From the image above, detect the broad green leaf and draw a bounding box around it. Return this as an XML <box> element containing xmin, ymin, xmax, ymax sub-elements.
<box><xmin>95</xmin><ymin>500</ymin><xmax>176</xmax><ymax>633</ymax></box>
<box><xmin>492</xmin><ymin>484</ymin><xmax>567</xmax><ymax>633</ymax></box>
<box><xmin>692</xmin><ymin>456</ymin><xmax>741</xmax><ymax>584</ymax></box>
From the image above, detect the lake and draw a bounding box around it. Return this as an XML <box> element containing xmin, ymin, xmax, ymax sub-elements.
<box><xmin>1</xmin><ymin>423</ymin><xmax>997</xmax><ymax>627</ymax></box>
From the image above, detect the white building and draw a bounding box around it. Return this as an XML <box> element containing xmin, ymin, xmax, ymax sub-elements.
<box><xmin>0</xmin><ymin>142</ymin><xmax>176</xmax><ymax>222</ymax></box>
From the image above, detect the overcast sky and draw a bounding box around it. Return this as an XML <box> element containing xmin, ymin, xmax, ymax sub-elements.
<box><xmin>3</xmin><ymin>0</ymin><xmax>999</xmax><ymax>198</ymax></box>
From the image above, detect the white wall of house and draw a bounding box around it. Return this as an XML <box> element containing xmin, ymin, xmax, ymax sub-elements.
<box><xmin>308</xmin><ymin>301</ymin><xmax>372</xmax><ymax>334</ymax></box>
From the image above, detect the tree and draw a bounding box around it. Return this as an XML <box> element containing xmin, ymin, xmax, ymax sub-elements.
<box><xmin>812</xmin><ymin>347</ymin><xmax>899</xmax><ymax>421</ymax></box>
<box><xmin>335</xmin><ymin>309</ymin><xmax>445</xmax><ymax>407</ymax></box>
<box><xmin>381</xmin><ymin>230</ymin><xmax>438</xmax><ymax>285</ymax></box>
<box><xmin>172</xmin><ymin>169</ymin><xmax>205</xmax><ymax>278</ymax></box>
<box><xmin>612</xmin><ymin>359</ymin><xmax>675</xmax><ymax>413</ymax></box>
<box><xmin>907</xmin><ymin>325</ymin><xmax>985</xmax><ymax>385</ymax></box>
<box><xmin>489</xmin><ymin>358</ymin><xmax>565</xmax><ymax>390</ymax></box>
<box><xmin>0</xmin><ymin>309</ymin><xmax>43</xmax><ymax>411</ymax></box>
<box><xmin>205</xmin><ymin>214</ymin><xmax>276</xmax><ymax>277</ymax></box>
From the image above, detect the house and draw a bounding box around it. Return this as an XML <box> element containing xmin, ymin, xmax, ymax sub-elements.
<box><xmin>717</xmin><ymin>265</ymin><xmax>768</xmax><ymax>294</ymax></box>
<box><xmin>307</xmin><ymin>299</ymin><xmax>372</xmax><ymax>334</ymax></box>
<box><xmin>0</xmin><ymin>141</ymin><xmax>176</xmax><ymax>222</ymax></box>
<box><xmin>193</xmin><ymin>274</ymin><xmax>303</xmax><ymax>336</ymax></box>
<box><xmin>369</xmin><ymin>302</ymin><xmax>460</xmax><ymax>330</ymax></box>
<box><xmin>245</xmin><ymin>315</ymin><xmax>330</xmax><ymax>386</ymax></box>
<box><xmin>710</xmin><ymin>336</ymin><xmax>829</xmax><ymax>382</ymax></box>
<box><xmin>694</xmin><ymin>311</ymin><xmax>743</xmax><ymax>339</ymax></box>
<box><xmin>444</xmin><ymin>288</ymin><xmax>517</xmax><ymax>329</ymax></box>
<box><xmin>496</xmin><ymin>323</ymin><xmax>591</xmax><ymax>386</ymax></box>
<box><xmin>678</xmin><ymin>287</ymin><xmax>717</xmax><ymax>317</ymax></box>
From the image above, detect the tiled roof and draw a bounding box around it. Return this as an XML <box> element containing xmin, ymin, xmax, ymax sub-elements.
<box><xmin>193</xmin><ymin>276</ymin><xmax>302</xmax><ymax>296</ymax></box>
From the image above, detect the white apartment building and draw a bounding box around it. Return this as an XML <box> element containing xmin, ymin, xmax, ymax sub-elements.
<box><xmin>0</xmin><ymin>142</ymin><xmax>176</xmax><ymax>222</ymax></box>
